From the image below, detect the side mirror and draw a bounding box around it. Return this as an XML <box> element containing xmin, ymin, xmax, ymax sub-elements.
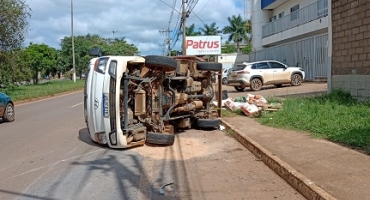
<box><xmin>89</xmin><ymin>48</ymin><xmax>102</xmax><ymax>57</ymax></box>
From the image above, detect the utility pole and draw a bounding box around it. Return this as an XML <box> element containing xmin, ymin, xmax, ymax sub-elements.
<box><xmin>71</xmin><ymin>0</ymin><xmax>76</xmax><ymax>83</ymax></box>
<box><xmin>159</xmin><ymin>29</ymin><xmax>172</xmax><ymax>56</ymax></box>
<box><xmin>112</xmin><ymin>30</ymin><xmax>118</xmax><ymax>40</ymax></box>
<box><xmin>182</xmin><ymin>0</ymin><xmax>187</xmax><ymax>55</ymax></box>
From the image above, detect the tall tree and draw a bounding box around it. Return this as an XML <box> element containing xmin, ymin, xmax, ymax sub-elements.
<box><xmin>59</xmin><ymin>34</ymin><xmax>139</xmax><ymax>78</ymax></box>
<box><xmin>185</xmin><ymin>24</ymin><xmax>200</xmax><ymax>36</ymax></box>
<box><xmin>24</xmin><ymin>43</ymin><xmax>57</xmax><ymax>84</ymax></box>
<box><xmin>222</xmin><ymin>14</ymin><xmax>247</xmax><ymax>52</ymax></box>
<box><xmin>0</xmin><ymin>0</ymin><xmax>31</xmax><ymax>86</ymax></box>
<box><xmin>199</xmin><ymin>22</ymin><xmax>221</xmax><ymax>36</ymax></box>
<box><xmin>0</xmin><ymin>0</ymin><xmax>31</xmax><ymax>52</ymax></box>
<box><xmin>244</xmin><ymin>19</ymin><xmax>252</xmax><ymax>45</ymax></box>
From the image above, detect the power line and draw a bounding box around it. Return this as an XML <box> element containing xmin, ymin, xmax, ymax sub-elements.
<box><xmin>159</xmin><ymin>29</ymin><xmax>172</xmax><ymax>55</ymax></box>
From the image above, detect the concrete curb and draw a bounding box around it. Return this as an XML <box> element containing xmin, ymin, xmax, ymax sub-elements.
<box><xmin>221</xmin><ymin>119</ymin><xmax>337</xmax><ymax>200</ymax></box>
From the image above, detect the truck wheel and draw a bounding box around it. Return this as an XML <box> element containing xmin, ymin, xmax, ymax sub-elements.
<box><xmin>146</xmin><ymin>132</ymin><xmax>175</xmax><ymax>145</ymax></box>
<box><xmin>145</xmin><ymin>55</ymin><xmax>177</xmax><ymax>71</ymax></box>
<box><xmin>196</xmin><ymin>62</ymin><xmax>222</xmax><ymax>71</ymax></box>
<box><xmin>195</xmin><ymin>118</ymin><xmax>220</xmax><ymax>130</ymax></box>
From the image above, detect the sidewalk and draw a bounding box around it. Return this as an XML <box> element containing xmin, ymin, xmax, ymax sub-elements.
<box><xmin>222</xmin><ymin>116</ymin><xmax>370</xmax><ymax>200</ymax></box>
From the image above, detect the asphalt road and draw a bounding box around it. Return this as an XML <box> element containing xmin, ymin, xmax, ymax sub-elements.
<box><xmin>0</xmin><ymin>91</ymin><xmax>304</xmax><ymax>200</ymax></box>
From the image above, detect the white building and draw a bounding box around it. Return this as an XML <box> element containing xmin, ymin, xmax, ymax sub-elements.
<box><xmin>250</xmin><ymin>0</ymin><xmax>329</xmax><ymax>81</ymax></box>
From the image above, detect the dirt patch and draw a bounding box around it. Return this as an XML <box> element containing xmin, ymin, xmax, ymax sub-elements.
<box><xmin>135</xmin><ymin>137</ymin><xmax>210</xmax><ymax>160</ymax></box>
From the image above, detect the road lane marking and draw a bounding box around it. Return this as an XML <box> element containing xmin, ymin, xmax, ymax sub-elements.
<box><xmin>0</xmin><ymin>149</ymin><xmax>105</xmax><ymax>182</ymax></box>
<box><xmin>71</xmin><ymin>102</ymin><xmax>83</xmax><ymax>108</ymax></box>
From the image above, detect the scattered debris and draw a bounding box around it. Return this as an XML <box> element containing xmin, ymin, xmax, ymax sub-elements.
<box><xmin>213</xmin><ymin>94</ymin><xmax>284</xmax><ymax>117</ymax></box>
<box><xmin>159</xmin><ymin>182</ymin><xmax>174</xmax><ymax>195</ymax></box>
<box><xmin>219</xmin><ymin>125</ymin><xmax>225</xmax><ymax>131</ymax></box>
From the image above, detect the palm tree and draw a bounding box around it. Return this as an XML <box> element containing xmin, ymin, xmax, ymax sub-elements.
<box><xmin>199</xmin><ymin>22</ymin><xmax>221</xmax><ymax>35</ymax></box>
<box><xmin>244</xmin><ymin>19</ymin><xmax>252</xmax><ymax>44</ymax></box>
<box><xmin>185</xmin><ymin>23</ymin><xmax>200</xmax><ymax>36</ymax></box>
<box><xmin>222</xmin><ymin>14</ymin><xmax>247</xmax><ymax>52</ymax></box>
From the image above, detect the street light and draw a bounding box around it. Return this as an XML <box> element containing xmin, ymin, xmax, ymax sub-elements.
<box><xmin>71</xmin><ymin>0</ymin><xmax>76</xmax><ymax>83</ymax></box>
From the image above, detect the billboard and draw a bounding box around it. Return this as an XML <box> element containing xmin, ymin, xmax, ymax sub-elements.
<box><xmin>185</xmin><ymin>35</ymin><xmax>221</xmax><ymax>55</ymax></box>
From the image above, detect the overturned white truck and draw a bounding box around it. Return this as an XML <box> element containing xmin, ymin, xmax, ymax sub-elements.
<box><xmin>84</xmin><ymin>48</ymin><xmax>223</xmax><ymax>148</ymax></box>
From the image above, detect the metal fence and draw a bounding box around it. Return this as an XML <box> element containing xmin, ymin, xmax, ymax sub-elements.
<box><xmin>262</xmin><ymin>0</ymin><xmax>328</xmax><ymax>38</ymax></box>
<box><xmin>249</xmin><ymin>34</ymin><xmax>328</xmax><ymax>81</ymax></box>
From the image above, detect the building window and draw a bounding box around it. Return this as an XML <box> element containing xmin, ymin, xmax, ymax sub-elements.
<box><xmin>317</xmin><ymin>0</ymin><xmax>328</xmax><ymax>17</ymax></box>
<box><xmin>290</xmin><ymin>4</ymin><xmax>299</xmax><ymax>21</ymax></box>
<box><xmin>278</xmin><ymin>12</ymin><xmax>284</xmax><ymax>18</ymax></box>
<box><xmin>270</xmin><ymin>15</ymin><xmax>277</xmax><ymax>22</ymax></box>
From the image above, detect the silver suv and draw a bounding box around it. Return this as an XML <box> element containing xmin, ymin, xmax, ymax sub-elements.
<box><xmin>227</xmin><ymin>60</ymin><xmax>305</xmax><ymax>91</ymax></box>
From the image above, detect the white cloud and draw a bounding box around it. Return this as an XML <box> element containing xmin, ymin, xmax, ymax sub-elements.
<box><xmin>25</xmin><ymin>0</ymin><xmax>245</xmax><ymax>55</ymax></box>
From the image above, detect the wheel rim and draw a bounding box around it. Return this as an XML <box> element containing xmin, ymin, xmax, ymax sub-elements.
<box><xmin>292</xmin><ymin>74</ymin><xmax>302</xmax><ymax>85</ymax></box>
<box><xmin>251</xmin><ymin>79</ymin><xmax>262</xmax><ymax>90</ymax></box>
<box><xmin>222</xmin><ymin>78</ymin><xmax>227</xmax><ymax>84</ymax></box>
<box><xmin>6</xmin><ymin>104</ymin><xmax>14</xmax><ymax>120</ymax></box>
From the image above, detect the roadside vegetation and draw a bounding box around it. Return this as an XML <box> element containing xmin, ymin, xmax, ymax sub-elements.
<box><xmin>0</xmin><ymin>80</ymin><xmax>84</xmax><ymax>102</ymax></box>
<box><xmin>257</xmin><ymin>90</ymin><xmax>370</xmax><ymax>154</ymax></box>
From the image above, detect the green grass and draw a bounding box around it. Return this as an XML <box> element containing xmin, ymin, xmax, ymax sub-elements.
<box><xmin>0</xmin><ymin>80</ymin><xmax>85</xmax><ymax>102</ymax></box>
<box><xmin>221</xmin><ymin>108</ymin><xmax>243</xmax><ymax>117</ymax></box>
<box><xmin>257</xmin><ymin>90</ymin><xmax>370</xmax><ymax>154</ymax></box>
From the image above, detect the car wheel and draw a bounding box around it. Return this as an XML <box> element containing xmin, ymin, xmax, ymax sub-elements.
<box><xmin>196</xmin><ymin>62</ymin><xmax>222</xmax><ymax>71</ymax></box>
<box><xmin>274</xmin><ymin>84</ymin><xmax>283</xmax><ymax>88</ymax></box>
<box><xmin>291</xmin><ymin>74</ymin><xmax>303</xmax><ymax>86</ymax></box>
<box><xmin>146</xmin><ymin>132</ymin><xmax>175</xmax><ymax>145</ymax></box>
<box><xmin>234</xmin><ymin>86</ymin><xmax>245</xmax><ymax>92</ymax></box>
<box><xmin>222</xmin><ymin>77</ymin><xmax>228</xmax><ymax>85</ymax></box>
<box><xmin>250</xmin><ymin>78</ymin><xmax>262</xmax><ymax>91</ymax></box>
<box><xmin>144</xmin><ymin>55</ymin><xmax>177</xmax><ymax>71</ymax></box>
<box><xmin>194</xmin><ymin>118</ymin><xmax>220</xmax><ymax>130</ymax></box>
<box><xmin>3</xmin><ymin>103</ymin><xmax>15</xmax><ymax>122</ymax></box>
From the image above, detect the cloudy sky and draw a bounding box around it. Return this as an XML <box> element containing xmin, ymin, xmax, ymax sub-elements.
<box><xmin>25</xmin><ymin>0</ymin><xmax>246</xmax><ymax>55</ymax></box>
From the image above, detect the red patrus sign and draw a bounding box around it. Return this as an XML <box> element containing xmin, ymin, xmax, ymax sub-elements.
<box><xmin>185</xmin><ymin>36</ymin><xmax>221</xmax><ymax>55</ymax></box>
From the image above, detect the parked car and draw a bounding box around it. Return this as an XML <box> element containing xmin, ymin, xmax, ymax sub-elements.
<box><xmin>227</xmin><ymin>60</ymin><xmax>305</xmax><ymax>91</ymax></box>
<box><xmin>222</xmin><ymin>68</ymin><xmax>232</xmax><ymax>85</ymax></box>
<box><xmin>0</xmin><ymin>92</ymin><xmax>15</xmax><ymax>122</ymax></box>
<box><xmin>84</xmin><ymin>48</ymin><xmax>222</xmax><ymax>149</ymax></box>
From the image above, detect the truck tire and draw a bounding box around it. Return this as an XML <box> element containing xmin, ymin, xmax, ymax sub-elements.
<box><xmin>145</xmin><ymin>55</ymin><xmax>177</xmax><ymax>71</ymax></box>
<box><xmin>146</xmin><ymin>132</ymin><xmax>175</xmax><ymax>145</ymax></box>
<box><xmin>195</xmin><ymin>118</ymin><xmax>220</xmax><ymax>130</ymax></box>
<box><xmin>196</xmin><ymin>62</ymin><xmax>222</xmax><ymax>71</ymax></box>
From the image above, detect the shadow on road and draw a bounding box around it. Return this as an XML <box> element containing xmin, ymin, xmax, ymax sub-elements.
<box><xmin>0</xmin><ymin>189</ymin><xmax>60</xmax><ymax>200</ymax></box>
<box><xmin>78</xmin><ymin>128</ymin><xmax>102</xmax><ymax>147</ymax></box>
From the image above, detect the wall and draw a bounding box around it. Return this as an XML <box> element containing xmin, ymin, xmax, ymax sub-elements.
<box><xmin>217</xmin><ymin>53</ymin><xmax>249</xmax><ymax>69</ymax></box>
<box><xmin>262</xmin><ymin>16</ymin><xmax>328</xmax><ymax>46</ymax></box>
<box><xmin>252</xmin><ymin>0</ymin><xmax>270</xmax><ymax>51</ymax></box>
<box><xmin>271</xmin><ymin>0</ymin><xmax>316</xmax><ymax>18</ymax></box>
<box><xmin>331</xmin><ymin>0</ymin><xmax>370</xmax><ymax>101</ymax></box>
